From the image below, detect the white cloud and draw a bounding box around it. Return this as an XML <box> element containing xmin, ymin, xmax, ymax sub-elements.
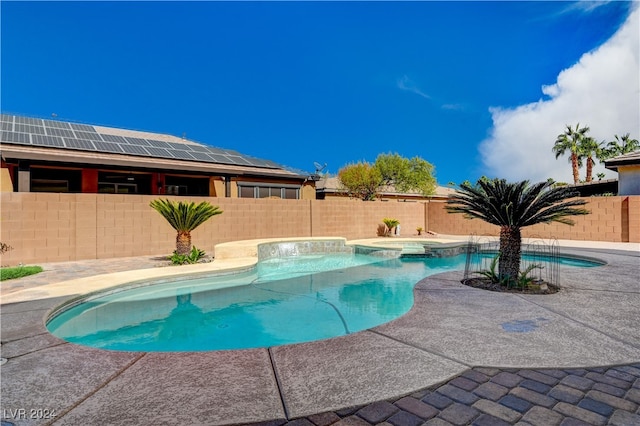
<box><xmin>397</xmin><ymin>75</ymin><xmax>431</xmax><ymax>100</ymax></box>
<box><xmin>479</xmin><ymin>6</ymin><xmax>639</xmax><ymax>184</ymax></box>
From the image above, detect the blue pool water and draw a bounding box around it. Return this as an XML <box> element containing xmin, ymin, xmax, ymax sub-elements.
<box><xmin>47</xmin><ymin>252</ymin><xmax>601</xmax><ymax>352</ymax></box>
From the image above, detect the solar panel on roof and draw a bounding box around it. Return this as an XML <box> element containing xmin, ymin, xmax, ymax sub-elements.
<box><xmin>93</xmin><ymin>141</ymin><xmax>123</xmax><ymax>153</ymax></box>
<box><xmin>145</xmin><ymin>146</ymin><xmax>172</xmax><ymax>157</ymax></box>
<box><xmin>100</xmin><ymin>134</ymin><xmax>127</xmax><ymax>144</ymax></box>
<box><xmin>120</xmin><ymin>145</ymin><xmax>150</xmax><ymax>156</ymax></box>
<box><xmin>168</xmin><ymin>150</ymin><xmax>196</xmax><ymax>160</ymax></box>
<box><xmin>74</xmin><ymin>131</ymin><xmax>103</xmax><ymax>141</ymax></box>
<box><xmin>2</xmin><ymin>114</ymin><xmax>296</xmax><ymax>173</ymax></box>
<box><xmin>42</xmin><ymin>119</ymin><xmax>71</xmax><ymax>129</ymax></box>
<box><xmin>124</xmin><ymin>137</ymin><xmax>150</xmax><ymax>146</ymax></box>
<box><xmin>184</xmin><ymin>144</ymin><xmax>209</xmax><ymax>152</ymax></box>
<box><xmin>70</xmin><ymin>123</ymin><xmax>97</xmax><ymax>132</ymax></box>
<box><xmin>32</xmin><ymin>134</ymin><xmax>64</xmax><ymax>147</ymax></box>
<box><xmin>163</xmin><ymin>142</ymin><xmax>182</xmax><ymax>150</ymax></box>
<box><xmin>64</xmin><ymin>138</ymin><xmax>96</xmax><ymax>150</ymax></box>
<box><xmin>1</xmin><ymin>131</ymin><xmax>30</xmax><ymax>144</ymax></box>
<box><xmin>146</xmin><ymin>139</ymin><xmax>172</xmax><ymax>149</ymax></box>
<box><xmin>14</xmin><ymin>124</ymin><xmax>45</xmax><ymax>135</ymax></box>
<box><xmin>227</xmin><ymin>155</ymin><xmax>253</xmax><ymax>166</ymax></box>
<box><xmin>208</xmin><ymin>154</ymin><xmax>233</xmax><ymax>163</ymax></box>
<box><xmin>16</xmin><ymin>117</ymin><xmax>43</xmax><ymax>126</ymax></box>
<box><xmin>45</xmin><ymin>127</ymin><xmax>75</xmax><ymax>138</ymax></box>
<box><xmin>205</xmin><ymin>146</ymin><xmax>226</xmax><ymax>155</ymax></box>
<box><xmin>188</xmin><ymin>151</ymin><xmax>214</xmax><ymax>162</ymax></box>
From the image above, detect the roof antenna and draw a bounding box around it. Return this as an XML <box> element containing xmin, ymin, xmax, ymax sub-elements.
<box><xmin>314</xmin><ymin>162</ymin><xmax>327</xmax><ymax>174</ymax></box>
<box><xmin>182</xmin><ymin>132</ymin><xmax>186</xmax><ymax>140</ymax></box>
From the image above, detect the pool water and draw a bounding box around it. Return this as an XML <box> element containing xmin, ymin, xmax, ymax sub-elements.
<box><xmin>47</xmin><ymin>252</ymin><xmax>600</xmax><ymax>352</ymax></box>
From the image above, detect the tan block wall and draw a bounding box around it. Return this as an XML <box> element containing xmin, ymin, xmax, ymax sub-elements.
<box><xmin>427</xmin><ymin>197</ymin><xmax>639</xmax><ymax>242</ymax></box>
<box><xmin>1</xmin><ymin>193</ymin><xmax>638</xmax><ymax>265</ymax></box>
<box><xmin>311</xmin><ymin>199</ymin><xmax>427</xmax><ymax>240</ymax></box>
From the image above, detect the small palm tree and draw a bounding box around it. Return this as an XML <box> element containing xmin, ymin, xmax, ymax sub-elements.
<box><xmin>446</xmin><ymin>179</ymin><xmax>589</xmax><ymax>283</ymax></box>
<box><xmin>382</xmin><ymin>218</ymin><xmax>400</xmax><ymax>236</ymax></box>
<box><xmin>553</xmin><ymin>123</ymin><xmax>590</xmax><ymax>184</ymax></box>
<box><xmin>150</xmin><ymin>199</ymin><xmax>223</xmax><ymax>255</ymax></box>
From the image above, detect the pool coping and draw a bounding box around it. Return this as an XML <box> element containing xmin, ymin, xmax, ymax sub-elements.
<box><xmin>1</xmin><ymin>236</ymin><xmax>639</xmax><ymax>424</ymax></box>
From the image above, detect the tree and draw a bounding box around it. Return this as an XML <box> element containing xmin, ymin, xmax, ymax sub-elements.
<box><xmin>337</xmin><ymin>153</ymin><xmax>436</xmax><ymax>201</ymax></box>
<box><xmin>337</xmin><ymin>161</ymin><xmax>382</xmax><ymax>201</ymax></box>
<box><xmin>603</xmin><ymin>133</ymin><xmax>640</xmax><ymax>159</ymax></box>
<box><xmin>445</xmin><ymin>179</ymin><xmax>589</xmax><ymax>284</ymax></box>
<box><xmin>553</xmin><ymin>123</ymin><xmax>590</xmax><ymax>184</ymax></box>
<box><xmin>382</xmin><ymin>218</ymin><xmax>400</xmax><ymax>236</ymax></box>
<box><xmin>579</xmin><ymin>137</ymin><xmax>604</xmax><ymax>183</ymax></box>
<box><xmin>150</xmin><ymin>199</ymin><xmax>223</xmax><ymax>255</ymax></box>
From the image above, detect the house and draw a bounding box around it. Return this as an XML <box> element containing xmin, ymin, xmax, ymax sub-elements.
<box><xmin>315</xmin><ymin>176</ymin><xmax>455</xmax><ymax>201</ymax></box>
<box><xmin>0</xmin><ymin>114</ymin><xmax>316</xmax><ymax>199</ymax></box>
<box><xmin>605</xmin><ymin>151</ymin><xmax>640</xmax><ymax>196</ymax></box>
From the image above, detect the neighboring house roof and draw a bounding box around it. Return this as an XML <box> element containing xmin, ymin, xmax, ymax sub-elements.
<box><xmin>605</xmin><ymin>151</ymin><xmax>640</xmax><ymax>171</ymax></box>
<box><xmin>316</xmin><ymin>176</ymin><xmax>455</xmax><ymax>199</ymax></box>
<box><xmin>566</xmin><ymin>178</ymin><xmax>618</xmax><ymax>196</ymax></box>
<box><xmin>0</xmin><ymin>114</ymin><xmax>310</xmax><ymax>179</ymax></box>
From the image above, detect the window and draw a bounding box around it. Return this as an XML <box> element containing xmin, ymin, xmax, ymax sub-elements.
<box><xmin>98</xmin><ymin>171</ymin><xmax>151</xmax><ymax>194</ymax></box>
<box><xmin>164</xmin><ymin>175</ymin><xmax>209</xmax><ymax>196</ymax></box>
<box><xmin>30</xmin><ymin>167</ymin><xmax>81</xmax><ymax>192</ymax></box>
<box><xmin>237</xmin><ymin>182</ymin><xmax>300</xmax><ymax>199</ymax></box>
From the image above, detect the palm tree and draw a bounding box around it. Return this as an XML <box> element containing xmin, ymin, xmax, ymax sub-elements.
<box><xmin>446</xmin><ymin>179</ymin><xmax>589</xmax><ymax>283</ymax></box>
<box><xmin>579</xmin><ymin>137</ymin><xmax>603</xmax><ymax>182</ymax></box>
<box><xmin>150</xmin><ymin>199</ymin><xmax>223</xmax><ymax>255</ymax></box>
<box><xmin>604</xmin><ymin>133</ymin><xmax>640</xmax><ymax>159</ymax></box>
<box><xmin>553</xmin><ymin>123</ymin><xmax>590</xmax><ymax>184</ymax></box>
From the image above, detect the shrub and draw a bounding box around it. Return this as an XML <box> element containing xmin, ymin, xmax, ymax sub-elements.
<box><xmin>1</xmin><ymin>265</ymin><xmax>43</xmax><ymax>281</ymax></box>
<box><xmin>169</xmin><ymin>246</ymin><xmax>206</xmax><ymax>265</ymax></box>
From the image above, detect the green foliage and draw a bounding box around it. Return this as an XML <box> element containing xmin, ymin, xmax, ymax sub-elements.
<box><xmin>0</xmin><ymin>265</ymin><xmax>43</xmax><ymax>281</ymax></box>
<box><xmin>475</xmin><ymin>254</ymin><xmax>500</xmax><ymax>282</ymax></box>
<box><xmin>337</xmin><ymin>161</ymin><xmax>382</xmax><ymax>201</ymax></box>
<box><xmin>337</xmin><ymin>153</ymin><xmax>436</xmax><ymax>201</ymax></box>
<box><xmin>445</xmin><ymin>179</ymin><xmax>590</xmax><ymax>228</ymax></box>
<box><xmin>169</xmin><ymin>246</ymin><xmax>206</xmax><ymax>265</ymax></box>
<box><xmin>375</xmin><ymin>153</ymin><xmax>436</xmax><ymax>195</ymax></box>
<box><xmin>553</xmin><ymin>123</ymin><xmax>590</xmax><ymax>185</ymax></box>
<box><xmin>150</xmin><ymin>198</ymin><xmax>222</xmax><ymax>255</ymax></box>
<box><xmin>516</xmin><ymin>264</ymin><xmax>544</xmax><ymax>289</ymax></box>
<box><xmin>150</xmin><ymin>199</ymin><xmax>223</xmax><ymax>232</ymax></box>
<box><xmin>382</xmin><ymin>218</ymin><xmax>400</xmax><ymax>236</ymax></box>
<box><xmin>448</xmin><ymin>178</ymin><xmax>589</xmax><ymax>282</ymax></box>
<box><xmin>603</xmin><ymin>133</ymin><xmax>640</xmax><ymax>159</ymax></box>
<box><xmin>476</xmin><ymin>256</ymin><xmax>544</xmax><ymax>290</ymax></box>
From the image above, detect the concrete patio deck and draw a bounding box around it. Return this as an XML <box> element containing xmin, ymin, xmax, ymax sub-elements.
<box><xmin>1</xmin><ymin>237</ymin><xmax>639</xmax><ymax>425</ymax></box>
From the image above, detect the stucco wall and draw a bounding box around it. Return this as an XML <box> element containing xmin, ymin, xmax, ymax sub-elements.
<box><xmin>1</xmin><ymin>193</ymin><xmax>638</xmax><ymax>265</ymax></box>
<box><xmin>618</xmin><ymin>165</ymin><xmax>640</xmax><ymax>196</ymax></box>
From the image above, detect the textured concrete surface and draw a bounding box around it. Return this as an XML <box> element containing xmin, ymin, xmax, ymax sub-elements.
<box><xmin>53</xmin><ymin>350</ymin><xmax>285</xmax><ymax>426</ymax></box>
<box><xmin>270</xmin><ymin>331</ymin><xmax>467</xmax><ymax>418</ymax></box>
<box><xmin>1</xmin><ymin>237</ymin><xmax>639</xmax><ymax>425</ymax></box>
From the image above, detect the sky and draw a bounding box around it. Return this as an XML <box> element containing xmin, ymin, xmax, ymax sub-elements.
<box><xmin>1</xmin><ymin>1</ymin><xmax>638</xmax><ymax>186</ymax></box>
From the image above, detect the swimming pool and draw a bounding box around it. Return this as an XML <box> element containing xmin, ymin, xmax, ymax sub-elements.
<box><xmin>46</xmin><ymin>251</ymin><xmax>601</xmax><ymax>352</ymax></box>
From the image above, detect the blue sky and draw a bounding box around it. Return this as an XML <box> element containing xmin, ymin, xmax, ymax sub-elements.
<box><xmin>2</xmin><ymin>1</ymin><xmax>638</xmax><ymax>186</ymax></box>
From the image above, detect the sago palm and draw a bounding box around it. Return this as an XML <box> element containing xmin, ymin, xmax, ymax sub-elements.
<box><xmin>553</xmin><ymin>123</ymin><xmax>590</xmax><ymax>184</ymax></box>
<box><xmin>446</xmin><ymin>179</ymin><xmax>589</xmax><ymax>283</ymax></box>
<box><xmin>150</xmin><ymin>199</ymin><xmax>223</xmax><ymax>255</ymax></box>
